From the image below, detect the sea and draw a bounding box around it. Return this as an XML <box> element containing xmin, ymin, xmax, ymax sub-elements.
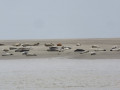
<box><xmin>0</xmin><ymin>58</ymin><xmax>120</xmax><ymax>90</ymax></box>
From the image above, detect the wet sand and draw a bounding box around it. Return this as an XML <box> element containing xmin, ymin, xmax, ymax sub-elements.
<box><xmin>0</xmin><ymin>38</ymin><xmax>120</xmax><ymax>59</ymax></box>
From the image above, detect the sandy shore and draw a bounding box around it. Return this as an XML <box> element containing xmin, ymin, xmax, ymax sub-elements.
<box><xmin>0</xmin><ymin>38</ymin><xmax>120</xmax><ymax>59</ymax></box>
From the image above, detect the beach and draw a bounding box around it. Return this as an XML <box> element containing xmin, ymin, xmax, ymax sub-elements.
<box><xmin>0</xmin><ymin>38</ymin><xmax>120</xmax><ymax>90</ymax></box>
<box><xmin>0</xmin><ymin>38</ymin><xmax>120</xmax><ymax>59</ymax></box>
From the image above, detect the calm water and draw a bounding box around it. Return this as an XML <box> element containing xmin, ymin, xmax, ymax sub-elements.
<box><xmin>0</xmin><ymin>58</ymin><xmax>120</xmax><ymax>90</ymax></box>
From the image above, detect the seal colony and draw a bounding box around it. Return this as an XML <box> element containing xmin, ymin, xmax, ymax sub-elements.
<box><xmin>0</xmin><ymin>38</ymin><xmax>120</xmax><ymax>59</ymax></box>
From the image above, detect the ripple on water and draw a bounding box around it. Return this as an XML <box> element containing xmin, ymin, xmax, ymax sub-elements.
<box><xmin>0</xmin><ymin>59</ymin><xmax>120</xmax><ymax>89</ymax></box>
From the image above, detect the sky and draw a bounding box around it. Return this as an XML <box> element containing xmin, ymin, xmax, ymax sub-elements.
<box><xmin>0</xmin><ymin>0</ymin><xmax>120</xmax><ymax>39</ymax></box>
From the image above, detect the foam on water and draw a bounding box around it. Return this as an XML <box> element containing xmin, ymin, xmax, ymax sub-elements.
<box><xmin>0</xmin><ymin>58</ymin><xmax>120</xmax><ymax>90</ymax></box>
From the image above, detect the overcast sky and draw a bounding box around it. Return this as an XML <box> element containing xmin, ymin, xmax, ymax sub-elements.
<box><xmin>0</xmin><ymin>0</ymin><xmax>120</xmax><ymax>39</ymax></box>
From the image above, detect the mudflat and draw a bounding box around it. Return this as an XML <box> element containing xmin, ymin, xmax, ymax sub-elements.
<box><xmin>0</xmin><ymin>38</ymin><xmax>120</xmax><ymax>60</ymax></box>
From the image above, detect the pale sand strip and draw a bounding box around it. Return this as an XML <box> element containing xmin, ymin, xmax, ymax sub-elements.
<box><xmin>0</xmin><ymin>38</ymin><xmax>120</xmax><ymax>60</ymax></box>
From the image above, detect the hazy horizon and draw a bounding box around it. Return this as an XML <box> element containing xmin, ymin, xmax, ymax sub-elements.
<box><xmin>0</xmin><ymin>0</ymin><xmax>120</xmax><ymax>39</ymax></box>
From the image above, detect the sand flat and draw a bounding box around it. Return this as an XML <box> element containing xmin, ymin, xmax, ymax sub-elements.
<box><xmin>0</xmin><ymin>38</ymin><xmax>120</xmax><ymax>59</ymax></box>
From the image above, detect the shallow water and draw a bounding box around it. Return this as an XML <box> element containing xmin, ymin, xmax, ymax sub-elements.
<box><xmin>0</xmin><ymin>58</ymin><xmax>120</xmax><ymax>90</ymax></box>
